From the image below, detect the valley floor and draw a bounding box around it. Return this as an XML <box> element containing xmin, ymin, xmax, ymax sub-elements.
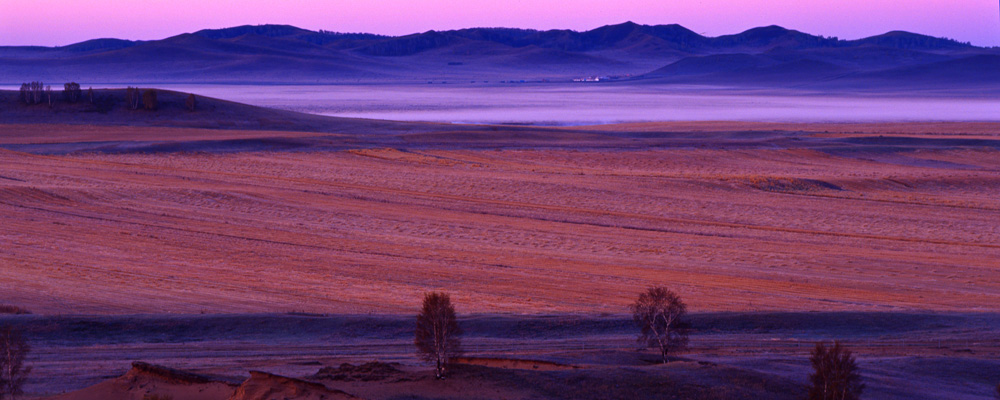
<box><xmin>1</xmin><ymin>123</ymin><xmax>998</xmax><ymax>314</ymax></box>
<box><xmin>0</xmin><ymin>121</ymin><xmax>998</xmax><ymax>398</ymax></box>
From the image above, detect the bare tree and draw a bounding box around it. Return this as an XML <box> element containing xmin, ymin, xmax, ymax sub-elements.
<box><xmin>808</xmin><ymin>341</ymin><xmax>864</xmax><ymax>400</ymax></box>
<box><xmin>185</xmin><ymin>93</ymin><xmax>197</xmax><ymax>112</ymax></box>
<box><xmin>0</xmin><ymin>326</ymin><xmax>31</xmax><ymax>400</ymax></box>
<box><xmin>415</xmin><ymin>292</ymin><xmax>462</xmax><ymax>379</ymax></box>
<box><xmin>45</xmin><ymin>86</ymin><xmax>52</xmax><ymax>107</ymax></box>
<box><xmin>142</xmin><ymin>89</ymin><xmax>158</xmax><ymax>111</ymax></box>
<box><xmin>30</xmin><ymin>82</ymin><xmax>43</xmax><ymax>105</ymax></box>
<box><xmin>17</xmin><ymin>84</ymin><xmax>29</xmax><ymax>105</ymax></box>
<box><xmin>87</xmin><ymin>87</ymin><xmax>94</xmax><ymax>104</ymax></box>
<box><xmin>63</xmin><ymin>82</ymin><xmax>81</xmax><ymax>103</ymax></box>
<box><xmin>630</xmin><ymin>286</ymin><xmax>689</xmax><ymax>363</ymax></box>
<box><xmin>125</xmin><ymin>87</ymin><xmax>141</xmax><ymax>110</ymax></box>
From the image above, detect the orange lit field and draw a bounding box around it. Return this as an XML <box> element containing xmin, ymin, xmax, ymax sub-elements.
<box><xmin>2</xmin><ymin>122</ymin><xmax>998</xmax><ymax>315</ymax></box>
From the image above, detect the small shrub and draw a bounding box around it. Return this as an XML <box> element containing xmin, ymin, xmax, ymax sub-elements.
<box><xmin>185</xmin><ymin>93</ymin><xmax>197</xmax><ymax>111</ymax></box>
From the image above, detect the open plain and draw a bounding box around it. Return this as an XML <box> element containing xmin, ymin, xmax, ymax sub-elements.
<box><xmin>2</xmin><ymin>121</ymin><xmax>999</xmax><ymax>315</ymax></box>
<box><xmin>1</xmin><ymin>114</ymin><xmax>999</xmax><ymax>398</ymax></box>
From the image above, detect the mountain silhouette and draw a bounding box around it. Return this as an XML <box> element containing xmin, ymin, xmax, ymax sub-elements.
<box><xmin>0</xmin><ymin>22</ymin><xmax>993</xmax><ymax>88</ymax></box>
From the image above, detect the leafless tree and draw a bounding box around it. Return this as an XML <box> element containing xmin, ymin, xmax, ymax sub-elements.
<box><xmin>45</xmin><ymin>86</ymin><xmax>52</xmax><ymax>107</ymax></box>
<box><xmin>630</xmin><ymin>286</ymin><xmax>689</xmax><ymax>363</ymax></box>
<box><xmin>30</xmin><ymin>82</ymin><xmax>43</xmax><ymax>105</ymax></box>
<box><xmin>17</xmin><ymin>84</ymin><xmax>29</xmax><ymax>105</ymax></box>
<box><xmin>63</xmin><ymin>82</ymin><xmax>81</xmax><ymax>103</ymax></box>
<box><xmin>808</xmin><ymin>341</ymin><xmax>864</xmax><ymax>400</ymax></box>
<box><xmin>142</xmin><ymin>89</ymin><xmax>158</xmax><ymax>111</ymax></box>
<box><xmin>87</xmin><ymin>87</ymin><xmax>94</xmax><ymax>104</ymax></box>
<box><xmin>0</xmin><ymin>326</ymin><xmax>31</xmax><ymax>400</ymax></box>
<box><xmin>415</xmin><ymin>292</ymin><xmax>462</xmax><ymax>379</ymax></box>
<box><xmin>185</xmin><ymin>93</ymin><xmax>197</xmax><ymax>112</ymax></box>
<box><xmin>125</xmin><ymin>87</ymin><xmax>141</xmax><ymax>110</ymax></box>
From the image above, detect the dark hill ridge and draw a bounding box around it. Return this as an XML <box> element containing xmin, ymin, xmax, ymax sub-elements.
<box><xmin>0</xmin><ymin>22</ymin><xmax>994</xmax><ymax>88</ymax></box>
<box><xmin>852</xmin><ymin>31</ymin><xmax>972</xmax><ymax>51</ymax></box>
<box><xmin>0</xmin><ymin>88</ymin><xmax>441</xmax><ymax>135</ymax></box>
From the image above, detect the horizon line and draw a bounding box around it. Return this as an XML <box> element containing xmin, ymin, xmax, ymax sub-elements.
<box><xmin>1</xmin><ymin>21</ymin><xmax>986</xmax><ymax>48</ymax></box>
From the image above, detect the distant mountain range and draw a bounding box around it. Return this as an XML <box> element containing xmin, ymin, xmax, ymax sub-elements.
<box><xmin>1</xmin><ymin>22</ymin><xmax>996</xmax><ymax>88</ymax></box>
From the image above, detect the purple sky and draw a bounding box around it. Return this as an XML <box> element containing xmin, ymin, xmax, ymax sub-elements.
<box><xmin>2</xmin><ymin>0</ymin><xmax>998</xmax><ymax>47</ymax></box>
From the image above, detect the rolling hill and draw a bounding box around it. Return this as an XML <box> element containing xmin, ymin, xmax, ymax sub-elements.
<box><xmin>0</xmin><ymin>22</ymin><xmax>996</xmax><ymax>88</ymax></box>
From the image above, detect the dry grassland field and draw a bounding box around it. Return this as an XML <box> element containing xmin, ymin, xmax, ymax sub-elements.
<box><xmin>1</xmin><ymin>113</ymin><xmax>999</xmax><ymax>399</ymax></box>
<box><xmin>2</xmin><ymin>123</ymin><xmax>998</xmax><ymax>314</ymax></box>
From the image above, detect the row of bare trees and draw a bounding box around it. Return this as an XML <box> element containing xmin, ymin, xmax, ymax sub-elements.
<box><xmin>16</xmin><ymin>84</ymin><xmax>199</xmax><ymax>112</ymax></box>
<box><xmin>125</xmin><ymin>87</ymin><xmax>157</xmax><ymax>110</ymax></box>
<box><xmin>417</xmin><ymin>287</ymin><xmax>866</xmax><ymax>400</ymax></box>
<box><xmin>17</xmin><ymin>82</ymin><xmax>45</xmax><ymax>105</ymax></box>
<box><xmin>19</xmin><ymin>82</ymin><xmax>89</xmax><ymax>106</ymax></box>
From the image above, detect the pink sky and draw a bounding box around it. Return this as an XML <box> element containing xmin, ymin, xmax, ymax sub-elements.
<box><xmin>2</xmin><ymin>0</ymin><xmax>998</xmax><ymax>46</ymax></box>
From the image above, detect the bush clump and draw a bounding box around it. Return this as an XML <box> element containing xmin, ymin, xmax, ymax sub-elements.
<box><xmin>0</xmin><ymin>305</ymin><xmax>30</xmax><ymax>315</ymax></box>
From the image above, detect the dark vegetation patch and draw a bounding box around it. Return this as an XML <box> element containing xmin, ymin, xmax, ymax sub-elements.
<box><xmin>128</xmin><ymin>361</ymin><xmax>225</xmax><ymax>385</ymax></box>
<box><xmin>0</xmin><ymin>305</ymin><xmax>31</xmax><ymax>314</ymax></box>
<box><xmin>739</xmin><ymin>176</ymin><xmax>843</xmax><ymax>192</ymax></box>
<box><xmin>450</xmin><ymin>362</ymin><xmax>806</xmax><ymax>400</ymax></box>
<box><xmin>8</xmin><ymin>312</ymin><xmax>984</xmax><ymax>348</ymax></box>
<box><xmin>313</xmin><ymin>361</ymin><xmax>405</xmax><ymax>382</ymax></box>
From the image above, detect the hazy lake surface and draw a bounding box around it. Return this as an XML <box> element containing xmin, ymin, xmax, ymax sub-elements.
<box><xmin>11</xmin><ymin>84</ymin><xmax>1000</xmax><ymax>125</ymax></box>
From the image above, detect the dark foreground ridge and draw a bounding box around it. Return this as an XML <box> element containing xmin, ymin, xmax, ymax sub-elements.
<box><xmin>0</xmin><ymin>88</ymin><xmax>438</xmax><ymax>134</ymax></box>
<box><xmin>4</xmin><ymin>312</ymin><xmax>999</xmax><ymax>399</ymax></box>
<box><xmin>1</xmin><ymin>22</ymin><xmax>997</xmax><ymax>89</ymax></box>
